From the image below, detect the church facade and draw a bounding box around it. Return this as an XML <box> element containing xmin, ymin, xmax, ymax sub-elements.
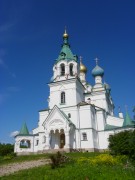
<box><xmin>14</xmin><ymin>30</ymin><xmax>135</xmax><ymax>154</ymax></box>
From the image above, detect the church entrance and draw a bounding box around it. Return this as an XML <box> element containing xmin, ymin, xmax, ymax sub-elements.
<box><xmin>50</xmin><ymin>129</ymin><xmax>66</xmax><ymax>149</ymax></box>
<box><xmin>60</xmin><ymin>133</ymin><xmax>65</xmax><ymax>148</ymax></box>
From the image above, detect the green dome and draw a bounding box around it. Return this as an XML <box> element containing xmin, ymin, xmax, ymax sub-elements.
<box><xmin>92</xmin><ymin>65</ymin><xmax>104</xmax><ymax>77</ymax></box>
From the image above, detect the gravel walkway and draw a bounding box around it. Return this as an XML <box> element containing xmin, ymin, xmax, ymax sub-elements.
<box><xmin>0</xmin><ymin>159</ymin><xmax>51</xmax><ymax>177</ymax></box>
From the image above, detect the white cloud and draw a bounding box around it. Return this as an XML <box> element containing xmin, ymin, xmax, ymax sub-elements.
<box><xmin>10</xmin><ymin>131</ymin><xmax>19</xmax><ymax>137</ymax></box>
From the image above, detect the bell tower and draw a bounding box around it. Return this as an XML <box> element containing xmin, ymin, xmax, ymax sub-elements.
<box><xmin>52</xmin><ymin>29</ymin><xmax>79</xmax><ymax>82</ymax></box>
<box><xmin>48</xmin><ymin>30</ymin><xmax>85</xmax><ymax>109</ymax></box>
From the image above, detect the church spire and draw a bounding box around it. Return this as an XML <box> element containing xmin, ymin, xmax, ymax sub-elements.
<box><xmin>56</xmin><ymin>29</ymin><xmax>77</xmax><ymax>63</ymax></box>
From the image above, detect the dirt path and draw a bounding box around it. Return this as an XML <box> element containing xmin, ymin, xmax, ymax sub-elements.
<box><xmin>0</xmin><ymin>159</ymin><xmax>51</xmax><ymax>177</ymax></box>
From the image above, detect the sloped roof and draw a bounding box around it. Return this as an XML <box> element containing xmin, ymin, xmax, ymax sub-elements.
<box><xmin>56</xmin><ymin>34</ymin><xmax>77</xmax><ymax>63</ymax></box>
<box><xmin>19</xmin><ymin>122</ymin><xmax>29</xmax><ymax>135</ymax></box>
<box><xmin>42</xmin><ymin>105</ymin><xmax>75</xmax><ymax>128</ymax></box>
<box><xmin>123</xmin><ymin>112</ymin><xmax>135</xmax><ymax>127</ymax></box>
<box><xmin>105</xmin><ymin>124</ymin><xmax>121</xmax><ymax>131</ymax></box>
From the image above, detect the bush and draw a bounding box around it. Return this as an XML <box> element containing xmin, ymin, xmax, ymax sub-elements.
<box><xmin>77</xmin><ymin>154</ymin><xmax>128</xmax><ymax>166</ymax></box>
<box><xmin>50</xmin><ymin>151</ymin><xmax>71</xmax><ymax>169</ymax></box>
<box><xmin>0</xmin><ymin>143</ymin><xmax>14</xmax><ymax>156</ymax></box>
<box><xmin>108</xmin><ymin>130</ymin><xmax>135</xmax><ymax>163</ymax></box>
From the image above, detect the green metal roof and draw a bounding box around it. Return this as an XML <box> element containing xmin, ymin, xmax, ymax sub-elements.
<box><xmin>105</xmin><ymin>124</ymin><xmax>120</xmax><ymax>131</ymax></box>
<box><xmin>123</xmin><ymin>111</ymin><xmax>135</xmax><ymax>127</ymax></box>
<box><xmin>55</xmin><ymin>35</ymin><xmax>77</xmax><ymax>63</ymax></box>
<box><xmin>19</xmin><ymin>122</ymin><xmax>29</xmax><ymax>135</ymax></box>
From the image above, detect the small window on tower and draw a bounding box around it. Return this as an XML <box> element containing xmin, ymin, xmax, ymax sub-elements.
<box><xmin>70</xmin><ymin>64</ymin><xmax>74</xmax><ymax>76</ymax></box>
<box><xmin>60</xmin><ymin>63</ymin><xmax>65</xmax><ymax>76</ymax></box>
<box><xmin>82</xmin><ymin>133</ymin><xmax>87</xmax><ymax>141</ymax></box>
<box><xmin>61</xmin><ymin>92</ymin><xmax>65</xmax><ymax>104</ymax></box>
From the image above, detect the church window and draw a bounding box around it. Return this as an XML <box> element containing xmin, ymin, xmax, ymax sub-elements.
<box><xmin>82</xmin><ymin>133</ymin><xmax>87</xmax><ymax>141</ymax></box>
<box><xmin>60</xmin><ymin>63</ymin><xmax>65</xmax><ymax>76</ymax></box>
<box><xmin>69</xmin><ymin>64</ymin><xmax>74</xmax><ymax>76</ymax></box>
<box><xmin>61</xmin><ymin>92</ymin><xmax>65</xmax><ymax>104</ymax></box>
<box><xmin>68</xmin><ymin>113</ymin><xmax>71</xmax><ymax>118</ymax></box>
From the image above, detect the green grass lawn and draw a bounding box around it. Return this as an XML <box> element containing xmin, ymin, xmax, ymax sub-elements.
<box><xmin>0</xmin><ymin>152</ymin><xmax>135</xmax><ymax>180</ymax></box>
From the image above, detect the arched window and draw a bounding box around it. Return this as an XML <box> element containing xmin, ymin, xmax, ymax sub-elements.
<box><xmin>69</xmin><ymin>64</ymin><xmax>74</xmax><ymax>76</ymax></box>
<box><xmin>82</xmin><ymin>133</ymin><xmax>87</xmax><ymax>141</ymax></box>
<box><xmin>20</xmin><ymin>139</ymin><xmax>31</xmax><ymax>148</ymax></box>
<box><xmin>60</xmin><ymin>63</ymin><xmax>65</xmax><ymax>76</ymax></box>
<box><xmin>61</xmin><ymin>92</ymin><xmax>65</xmax><ymax>104</ymax></box>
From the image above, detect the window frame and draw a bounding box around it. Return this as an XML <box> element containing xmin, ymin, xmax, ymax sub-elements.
<box><xmin>82</xmin><ymin>132</ymin><xmax>87</xmax><ymax>141</ymax></box>
<box><xmin>60</xmin><ymin>63</ymin><xmax>65</xmax><ymax>76</ymax></box>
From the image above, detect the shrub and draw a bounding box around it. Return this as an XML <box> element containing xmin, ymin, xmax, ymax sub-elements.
<box><xmin>0</xmin><ymin>143</ymin><xmax>14</xmax><ymax>156</ymax></box>
<box><xmin>50</xmin><ymin>151</ymin><xmax>71</xmax><ymax>169</ymax></box>
<box><xmin>77</xmin><ymin>154</ymin><xmax>128</xmax><ymax>166</ymax></box>
<box><xmin>108</xmin><ymin>130</ymin><xmax>135</xmax><ymax>163</ymax></box>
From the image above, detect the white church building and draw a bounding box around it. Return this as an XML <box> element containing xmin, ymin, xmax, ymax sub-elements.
<box><xmin>14</xmin><ymin>30</ymin><xmax>135</xmax><ymax>154</ymax></box>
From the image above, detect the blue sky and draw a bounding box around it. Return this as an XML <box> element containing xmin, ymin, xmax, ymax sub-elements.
<box><xmin>0</xmin><ymin>0</ymin><xmax>135</xmax><ymax>143</ymax></box>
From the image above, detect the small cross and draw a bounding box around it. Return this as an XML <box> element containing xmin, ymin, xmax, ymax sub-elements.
<box><xmin>95</xmin><ymin>57</ymin><xmax>99</xmax><ymax>65</ymax></box>
<box><xmin>79</xmin><ymin>56</ymin><xmax>83</xmax><ymax>63</ymax></box>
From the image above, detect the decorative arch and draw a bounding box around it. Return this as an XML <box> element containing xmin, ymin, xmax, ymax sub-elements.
<box><xmin>69</xmin><ymin>63</ymin><xmax>74</xmax><ymax>76</ymax></box>
<box><xmin>60</xmin><ymin>63</ymin><xmax>65</xmax><ymax>76</ymax></box>
<box><xmin>20</xmin><ymin>139</ymin><xmax>31</xmax><ymax>148</ymax></box>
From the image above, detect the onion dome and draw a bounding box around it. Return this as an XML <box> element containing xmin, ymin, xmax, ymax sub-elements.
<box><xmin>80</xmin><ymin>62</ymin><xmax>87</xmax><ymax>73</ymax></box>
<box><xmin>92</xmin><ymin>65</ymin><xmax>104</xmax><ymax>77</ymax></box>
<box><xmin>80</xmin><ymin>56</ymin><xmax>87</xmax><ymax>73</ymax></box>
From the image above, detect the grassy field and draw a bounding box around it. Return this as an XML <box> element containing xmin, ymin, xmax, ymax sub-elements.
<box><xmin>0</xmin><ymin>152</ymin><xmax>135</xmax><ymax>180</ymax></box>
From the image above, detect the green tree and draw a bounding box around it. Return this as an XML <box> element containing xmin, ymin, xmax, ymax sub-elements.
<box><xmin>108</xmin><ymin>130</ymin><xmax>135</xmax><ymax>163</ymax></box>
<box><xmin>0</xmin><ymin>143</ymin><xmax>14</xmax><ymax>156</ymax></box>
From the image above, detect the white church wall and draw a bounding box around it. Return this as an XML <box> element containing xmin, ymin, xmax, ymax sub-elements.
<box><xmin>96</xmin><ymin>110</ymin><xmax>106</xmax><ymax>131</ymax></box>
<box><xmin>14</xmin><ymin>136</ymin><xmax>34</xmax><ymax>154</ymax></box>
<box><xmin>92</xmin><ymin>129</ymin><xmax>99</xmax><ymax>149</ymax></box>
<box><xmin>106</xmin><ymin>115</ymin><xmax>124</xmax><ymax>127</ymax></box>
<box><xmin>61</xmin><ymin>106</ymin><xmax>78</xmax><ymax>127</ymax></box>
<box><xmin>91</xmin><ymin>93</ymin><xmax>108</xmax><ymax>112</ymax></box>
<box><xmin>80</xmin><ymin>129</ymin><xmax>94</xmax><ymax>149</ymax></box>
<box><xmin>98</xmin><ymin>131</ymin><xmax>114</xmax><ymax>150</ymax></box>
<box><xmin>49</xmin><ymin>81</ymin><xmax>77</xmax><ymax>108</ymax></box>
<box><xmin>79</xmin><ymin>105</ymin><xmax>92</xmax><ymax>128</ymax></box>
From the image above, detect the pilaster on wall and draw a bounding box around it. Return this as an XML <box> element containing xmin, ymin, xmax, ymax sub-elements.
<box><xmin>96</xmin><ymin>110</ymin><xmax>106</xmax><ymax>131</ymax></box>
